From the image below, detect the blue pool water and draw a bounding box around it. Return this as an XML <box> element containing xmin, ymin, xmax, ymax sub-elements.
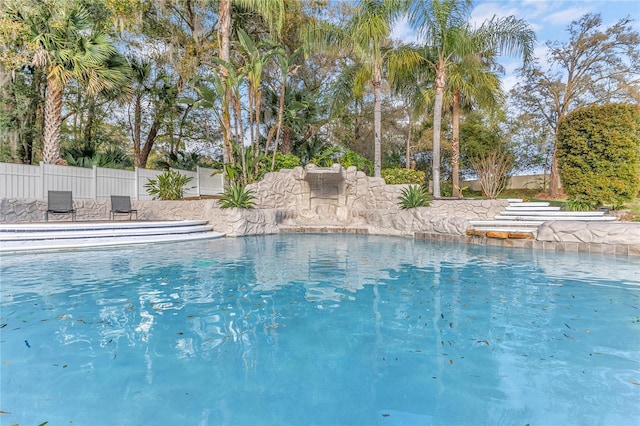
<box><xmin>1</xmin><ymin>234</ymin><xmax>639</xmax><ymax>426</ymax></box>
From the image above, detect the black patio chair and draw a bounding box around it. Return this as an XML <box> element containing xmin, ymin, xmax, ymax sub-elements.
<box><xmin>110</xmin><ymin>195</ymin><xmax>138</xmax><ymax>220</ymax></box>
<box><xmin>46</xmin><ymin>191</ymin><xmax>76</xmax><ymax>222</ymax></box>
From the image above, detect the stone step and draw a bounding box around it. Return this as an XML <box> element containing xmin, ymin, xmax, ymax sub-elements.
<box><xmin>499</xmin><ymin>210</ymin><xmax>607</xmax><ymax>217</ymax></box>
<box><xmin>508</xmin><ymin>201</ymin><xmax>550</xmax><ymax>207</ymax></box>
<box><xmin>505</xmin><ymin>206</ymin><xmax>560</xmax><ymax>211</ymax></box>
<box><xmin>469</xmin><ymin>220</ymin><xmax>544</xmax><ymax>227</ymax></box>
<box><xmin>0</xmin><ymin>220</ymin><xmax>224</xmax><ymax>252</ymax></box>
<box><xmin>469</xmin><ymin>227</ymin><xmax>539</xmax><ymax>233</ymax></box>
<box><xmin>0</xmin><ymin>224</ymin><xmax>214</xmax><ymax>241</ymax></box>
<box><xmin>495</xmin><ymin>214</ymin><xmax>616</xmax><ymax>221</ymax></box>
<box><xmin>466</xmin><ymin>229</ymin><xmax>535</xmax><ymax>239</ymax></box>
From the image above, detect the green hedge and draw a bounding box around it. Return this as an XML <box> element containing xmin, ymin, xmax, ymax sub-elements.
<box><xmin>382</xmin><ymin>168</ymin><xmax>426</xmax><ymax>185</ymax></box>
<box><xmin>557</xmin><ymin>104</ymin><xmax>640</xmax><ymax>208</ymax></box>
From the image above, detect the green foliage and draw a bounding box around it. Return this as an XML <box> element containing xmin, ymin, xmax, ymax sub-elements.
<box><xmin>557</xmin><ymin>104</ymin><xmax>640</xmax><ymax>208</ymax></box>
<box><xmin>382</xmin><ymin>168</ymin><xmax>425</xmax><ymax>184</ymax></box>
<box><xmin>144</xmin><ymin>169</ymin><xmax>193</xmax><ymax>200</ymax></box>
<box><xmin>310</xmin><ymin>145</ymin><xmax>342</xmax><ymax>167</ymax></box>
<box><xmin>154</xmin><ymin>150</ymin><xmax>205</xmax><ymax>171</ymax></box>
<box><xmin>218</xmin><ymin>182</ymin><xmax>256</xmax><ymax>209</ymax></box>
<box><xmin>566</xmin><ymin>197</ymin><xmax>596</xmax><ymax>212</ymax></box>
<box><xmin>398</xmin><ymin>185</ymin><xmax>431</xmax><ymax>209</ymax></box>
<box><xmin>340</xmin><ymin>149</ymin><xmax>373</xmax><ymax>174</ymax></box>
<box><xmin>273</xmin><ymin>152</ymin><xmax>301</xmax><ymax>170</ymax></box>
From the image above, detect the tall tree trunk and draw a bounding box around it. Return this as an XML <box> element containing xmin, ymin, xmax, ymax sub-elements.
<box><xmin>431</xmin><ymin>66</ymin><xmax>446</xmax><ymax>198</ymax></box>
<box><xmin>42</xmin><ymin>78</ymin><xmax>64</xmax><ymax>164</ymax></box>
<box><xmin>549</xmin><ymin>138</ymin><xmax>561</xmax><ymax>198</ymax></box>
<box><xmin>405</xmin><ymin>107</ymin><xmax>412</xmax><ymax>170</ymax></box>
<box><xmin>133</xmin><ymin>94</ymin><xmax>143</xmax><ymax>168</ymax></box>
<box><xmin>372</xmin><ymin>65</ymin><xmax>382</xmax><ymax>178</ymax></box>
<box><xmin>218</xmin><ymin>0</ymin><xmax>233</xmax><ymax>165</ymax></box>
<box><xmin>451</xmin><ymin>90</ymin><xmax>461</xmax><ymax>198</ymax></box>
<box><xmin>271</xmin><ymin>78</ymin><xmax>287</xmax><ymax>171</ymax></box>
<box><xmin>83</xmin><ymin>98</ymin><xmax>96</xmax><ymax>146</ymax></box>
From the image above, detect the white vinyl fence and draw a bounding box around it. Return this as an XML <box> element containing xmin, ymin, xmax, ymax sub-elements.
<box><xmin>0</xmin><ymin>162</ymin><xmax>224</xmax><ymax>200</ymax></box>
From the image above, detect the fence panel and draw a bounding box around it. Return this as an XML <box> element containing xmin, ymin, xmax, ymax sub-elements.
<box><xmin>0</xmin><ymin>163</ymin><xmax>41</xmax><ymax>199</ymax></box>
<box><xmin>137</xmin><ymin>168</ymin><xmax>163</xmax><ymax>200</ymax></box>
<box><xmin>43</xmin><ymin>163</ymin><xmax>94</xmax><ymax>198</ymax></box>
<box><xmin>96</xmin><ymin>167</ymin><xmax>136</xmax><ymax>199</ymax></box>
<box><xmin>198</xmin><ymin>167</ymin><xmax>224</xmax><ymax>195</ymax></box>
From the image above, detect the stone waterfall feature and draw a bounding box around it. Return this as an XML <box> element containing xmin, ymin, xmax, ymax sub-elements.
<box><xmin>246</xmin><ymin>164</ymin><xmax>404</xmax><ymax>224</ymax></box>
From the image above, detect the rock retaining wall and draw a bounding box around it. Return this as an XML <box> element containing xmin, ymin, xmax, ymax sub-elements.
<box><xmin>2</xmin><ymin>193</ymin><xmax>638</xmax><ymax>255</ymax></box>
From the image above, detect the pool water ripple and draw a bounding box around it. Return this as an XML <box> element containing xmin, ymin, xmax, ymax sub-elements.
<box><xmin>1</xmin><ymin>234</ymin><xmax>639</xmax><ymax>425</ymax></box>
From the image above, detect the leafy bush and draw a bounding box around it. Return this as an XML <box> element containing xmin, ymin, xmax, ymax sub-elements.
<box><xmin>144</xmin><ymin>170</ymin><xmax>193</xmax><ymax>200</ymax></box>
<box><xmin>567</xmin><ymin>197</ymin><xmax>596</xmax><ymax>212</ymax></box>
<box><xmin>398</xmin><ymin>185</ymin><xmax>431</xmax><ymax>209</ymax></box>
<box><xmin>218</xmin><ymin>182</ymin><xmax>256</xmax><ymax>209</ymax></box>
<box><xmin>557</xmin><ymin>104</ymin><xmax>640</xmax><ymax>208</ymax></box>
<box><xmin>382</xmin><ymin>168</ymin><xmax>426</xmax><ymax>185</ymax></box>
<box><xmin>273</xmin><ymin>153</ymin><xmax>301</xmax><ymax>171</ymax></box>
<box><xmin>340</xmin><ymin>150</ymin><xmax>372</xmax><ymax>175</ymax></box>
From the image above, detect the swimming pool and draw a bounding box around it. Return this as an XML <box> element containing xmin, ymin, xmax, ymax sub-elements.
<box><xmin>1</xmin><ymin>234</ymin><xmax>639</xmax><ymax>425</ymax></box>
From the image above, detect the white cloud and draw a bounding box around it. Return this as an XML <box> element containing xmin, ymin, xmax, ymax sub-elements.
<box><xmin>470</xmin><ymin>2</ymin><xmax>523</xmax><ymax>28</ymax></box>
<box><xmin>390</xmin><ymin>16</ymin><xmax>417</xmax><ymax>44</ymax></box>
<box><xmin>544</xmin><ymin>6</ymin><xmax>593</xmax><ymax>25</ymax></box>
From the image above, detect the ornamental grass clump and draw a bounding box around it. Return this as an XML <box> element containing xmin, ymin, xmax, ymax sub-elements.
<box><xmin>398</xmin><ymin>185</ymin><xmax>431</xmax><ymax>209</ymax></box>
<box><xmin>218</xmin><ymin>182</ymin><xmax>256</xmax><ymax>209</ymax></box>
<box><xmin>144</xmin><ymin>170</ymin><xmax>193</xmax><ymax>200</ymax></box>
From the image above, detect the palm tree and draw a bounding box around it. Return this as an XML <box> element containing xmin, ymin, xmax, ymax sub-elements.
<box><xmin>217</xmin><ymin>0</ymin><xmax>284</xmax><ymax>165</ymax></box>
<box><xmin>29</xmin><ymin>3</ymin><xmax>130</xmax><ymax>164</ymax></box>
<box><xmin>306</xmin><ymin>0</ymin><xmax>406</xmax><ymax>178</ymax></box>
<box><xmin>407</xmin><ymin>0</ymin><xmax>534</xmax><ymax>197</ymax></box>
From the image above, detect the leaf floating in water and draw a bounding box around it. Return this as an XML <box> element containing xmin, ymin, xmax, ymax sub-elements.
<box><xmin>565</xmin><ymin>323</ymin><xmax>573</xmax><ymax>330</ymax></box>
<box><xmin>0</xmin><ymin>410</ymin><xmax>11</xmax><ymax>414</ymax></box>
<box><xmin>449</xmin><ymin>359</ymin><xmax>453</xmax><ymax>365</ymax></box>
<box><xmin>24</xmin><ymin>340</ymin><xmax>31</xmax><ymax>348</ymax></box>
<box><xmin>629</xmin><ymin>381</ymin><xmax>640</xmax><ymax>386</ymax></box>
<box><xmin>563</xmin><ymin>333</ymin><xmax>575</xmax><ymax>340</ymax></box>
<box><xmin>382</xmin><ymin>413</ymin><xmax>390</xmax><ymax>417</ymax></box>
<box><xmin>0</xmin><ymin>324</ymin><xmax>7</xmax><ymax>328</ymax></box>
<box><xmin>38</xmin><ymin>422</ymin><xmax>49</xmax><ymax>426</ymax></box>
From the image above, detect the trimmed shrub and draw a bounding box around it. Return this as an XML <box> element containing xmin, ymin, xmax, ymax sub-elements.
<box><xmin>273</xmin><ymin>153</ymin><xmax>301</xmax><ymax>171</ymax></box>
<box><xmin>144</xmin><ymin>170</ymin><xmax>193</xmax><ymax>200</ymax></box>
<box><xmin>382</xmin><ymin>168</ymin><xmax>426</xmax><ymax>184</ymax></box>
<box><xmin>557</xmin><ymin>104</ymin><xmax>640</xmax><ymax>208</ymax></box>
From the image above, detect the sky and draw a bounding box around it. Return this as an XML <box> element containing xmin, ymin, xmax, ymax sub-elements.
<box><xmin>391</xmin><ymin>0</ymin><xmax>640</xmax><ymax>91</ymax></box>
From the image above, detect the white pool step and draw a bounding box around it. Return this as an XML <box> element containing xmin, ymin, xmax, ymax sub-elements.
<box><xmin>0</xmin><ymin>220</ymin><xmax>224</xmax><ymax>252</ymax></box>
<box><xmin>468</xmin><ymin>200</ymin><xmax>617</xmax><ymax>238</ymax></box>
<box><xmin>505</xmin><ymin>205</ymin><xmax>560</xmax><ymax>211</ymax></box>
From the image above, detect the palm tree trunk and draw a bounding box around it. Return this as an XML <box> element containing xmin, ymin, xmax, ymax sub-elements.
<box><xmin>271</xmin><ymin>79</ymin><xmax>287</xmax><ymax>171</ymax></box>
<box><xmin>42</xmin><ymin>78</ymin><xmax>64</xmax><ymax>164</ymax></box>
<box><xmin>432</xmin><ymin>66</ymin><xmax>446</xmax><ymax>198</ymax></box>
<box><xmin>218</xmin><ymin>0</ymin><xmax>233</xmax><ymax>165</ymax></box>
<box><xmin>451</xmin><ymin>90</ymin><xmax>461</xmax><ymax>198</ymax></box>
<box><xmin>405</xmin><ymin>106</ymin><xmax>412</xmax><ymax>170</ymax></box>
<box><xmin>373</xmin><ymin>65</ymin><xmax>382</xmax><ymax>178</ymax></box>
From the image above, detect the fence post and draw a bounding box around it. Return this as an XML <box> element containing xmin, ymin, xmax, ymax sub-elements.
<box><xmin>134</xmin><ymin>167</ymin><xmax>139</xmax><ymax>200</ymax></box>
<box><xmin>39</xmin><ymin>161</ymin><xmax>45</xmax><ymax>199</ymax></box>
<box><xmin>196</xmin><ymin>166</ymin><xmax>202</xmax><ymax>196</ymax></box>
<box><xmin>92</xmin><ymin>165</ymin><xmax>98</xmax><ymax>200</ymax></box>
